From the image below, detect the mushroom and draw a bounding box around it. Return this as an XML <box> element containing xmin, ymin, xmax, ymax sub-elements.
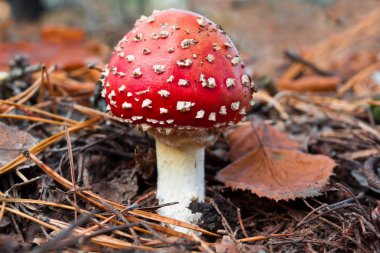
<box><xmin>100</xmin><ymin>9</ymin><xmax>255</xmax><ymax>231</ymax></box>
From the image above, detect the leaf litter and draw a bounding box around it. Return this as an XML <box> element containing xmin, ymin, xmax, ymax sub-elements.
<box><xmin>0</xmin><ymin>5</ymin><xmax>380</xmax><ymax>253</ymax></box>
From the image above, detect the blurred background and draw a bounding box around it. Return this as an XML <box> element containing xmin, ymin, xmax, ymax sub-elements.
<box><xmin>0</xmin><ymin>0</ymin><xmax>379</xmax><ymax>77</ymax></box>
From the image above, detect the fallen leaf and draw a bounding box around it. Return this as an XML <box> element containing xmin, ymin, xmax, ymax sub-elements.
<box><xmin>0</xmin><ymin>26</ymin><xmax>108</xmax><ymax>70</ymax></box>
<box><xmin>92</xmin><ymin>168</ymin><xmax>138</xmax><ymax>203</ymax></box>
<box><xmin>227</xmin><ymin>122</ymin><xmax>302</xmax><ymax>161</ymax></box>
<box><xmin>40</xmin><ymin>26</ymin><xmax>85</xmax><ymax>43</ymax></box>
<box><xmin>217</xmin><ymin>147</ymin><xmax>335</xmax><ymax>201</ymax></box>
<box><xmin>276</xmin><ymin>75</ymin><xmax>341</xmax><ymax>92</ymax></box>
<box><xmin>0</xmin><ymin>122</ymin><xmax>38</xmax><ymax>168</ymax></box>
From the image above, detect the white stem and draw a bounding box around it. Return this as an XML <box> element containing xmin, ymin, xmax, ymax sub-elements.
<box><xmin>155</xmin><ymin>137</ymin><xmax>205</xmax><ymax>230</ymax></box>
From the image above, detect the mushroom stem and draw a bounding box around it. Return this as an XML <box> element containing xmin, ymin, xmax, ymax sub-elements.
<box><xmin>155</xmin><ymin>137</ymin><xmax>205</xmax><ymax>230</ymax></box>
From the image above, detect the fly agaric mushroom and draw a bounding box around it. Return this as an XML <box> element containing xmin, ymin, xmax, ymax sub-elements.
<box><xmin>100</xmin><ymin>9</ymin><xmax>254</xmax><ymax>230</ymax></box>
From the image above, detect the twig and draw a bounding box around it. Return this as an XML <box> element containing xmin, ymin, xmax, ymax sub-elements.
<box><xmin>210</xmin><ymin>198</ymin><xmax>235</xmax><ymax>237</ymax></box>
<box><xmin>65</xmin><ymin>127</ymin><xmax>78</xmax><ymax>221</ymax></box>
<box><xmin>191</xmin><ymin>233</ymin><xmax>215</xmax><ymax>253</ymax></box>
<box><xmin>284</xmin><ymin>50</ymin><xmax>335</xmax><ymax>76</ymax></box>
<box><xmin>29</xmin><ymin>212</ymin><xmax>94</xmax><ymax>253</ymax></box>
<box><xmin>237</xmin><ymin>208</ymin><xmax>249</xmax><ymax>238</ymax></box>
<box><xmin>98</xmin><ymin>199</ymin><xmax>141</xmax><ymax>245</ymax></box>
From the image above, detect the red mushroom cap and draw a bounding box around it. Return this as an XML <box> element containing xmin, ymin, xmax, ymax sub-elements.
<box><xmin>101</xmin><ymin>9</ymin><xmax>254</xmax><ymax>131</ymax></box>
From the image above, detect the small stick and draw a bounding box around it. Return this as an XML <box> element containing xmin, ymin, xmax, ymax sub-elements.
<box><xmin>284</xmin><ymin>50</ymin><xmax>335</xmax><ymax>76</ymax></box>
<box><xmin>210</xmin><ymin>198</ymin><xmax>235</xmax><ymax>237</ymax></box>
<box><xmin>99</xmin><ymin>199</ymin><xmax>141</xmax><ymax>245</ymax></box>
<box><xmin>65</xmin><ymin>127</ymin><xmax>78</xmax><ymax>221</ymax></box>
<box><xmin>237</xmin><ymin>208</ymin><xmax>249</xmax><ymax>238</ymax></box>
<box><xmin>29</xmin><ymin>212</ymin><xmax>94</xmax><ymax>253</ymax></box>
<box><xmin>191</xmin><ymin>233</ymin><xmax>215</xmax><ymax>253</ymax></box>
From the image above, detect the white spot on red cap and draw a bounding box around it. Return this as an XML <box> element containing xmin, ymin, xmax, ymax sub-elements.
<box><xmin>231</xmin><ymin>101</ymin><xmax>240</xmax><ymax>111</ymax></box>
<box><xmin>166</xmin><ymin>119</ymin><xmax>174</xmax><ymax>124</ymax></box>
<box><xmin>136</xmin><ymin>87</ymin><xmax>150</xmax><ymax>95</ymax></box>
<box><xmin>122</xmin><ymin>102</ymin><xmax>132</xmax><ymax>109</ymax></box>
<box><xmin>160</xmin><ymin>108</ymin><xmax>168</xmax><ymax>114</ymax></box>
<box><xmin>196</xmin><ymin>17</ymin><xmax>207</xmax><ymax>27</ymax></box>
<box><xmin>132</xmin><ymin>116</ymin><xmax>143</xmax><ymax>121</ymax></box>
<box><xmin>212</xmin><ymin>43</ymin><xmax>221</xmax><ymax>51</ymax></box>
<box><xmin>142</xmin><ymin>48</ymin><xmax>151</xmax><ymax>55</ymax></box>
<box><xmin>116</xmin><ymin>52</ymin><xmax>125</xmax><ymax>57</ymax></box>
<box><xmin>117</xmin><ymin>71</ymin><xmax>125</xmax><ymax>77</ymax></box>
<box><xmin>118</xmin><ymin>85</ymin><xmax>126</xmax><ymax>92</ymax></box>
<box><xmin>193</xmin><ymin>54</ymin><xmax>198</xmax><ymax>59</ymax></box>
<box><xmin>219</xmin><ymin>106</ymin><xmax>227</xmax><ymax>115</ymax></box>
<box><xmin>181</xmin><ymin>39</ymin><xmax>197</xmax><ymax>49</ymax></box>
<box><xmin>153</xmin><ymin>65</ymin><xmax>165</xmax><ymax>74</ymax></box>
<box><xmin>135</xmin><ymin>15</ymin><xmax>147</xmax><ymax>26</ymax></box>
<box><xmin>142</xmin><ymin>99</ymin><xmax>152</xmax><ymax>108</ymax></box>
<box><xmin>126</xmin><ymin>55</ymin><xmax>135</xmax><ymax>62</ymax></box>
<box><xmin>176</xmin><ymin>101</ymin><xmax>195</xmax><ymax>112</ymax></box>
<box><xmin>239</xmin><ymin>107</ymin><xmax>247</xmax><ymax>115</ymax></box>
<box><xmin>206</xmin><ymin>77</ymin><xmax>216</xmax><ymax>88</ymax></box>
<box><xmin>160</xmin><ymin>31</ymin><xmax>170</xmax><ymax>38</ymax></box>
<box><xmin>110</xmin><ymin>100</ymin><xmax>117</xmax><ymax>107</ymax></box>
<box><xmin>167</xmin><ymin>75</ymin><xmax>174</xmax><ymax>83</ymax></box>
<box><xmin>231</xmin><ymin>56</ymin><xmax>241</xmax><ymax>66</ymax></box>
<box><xmin>168</xmin><ymin>47</ymin><xmax>175</xmax><ymax>53</ymax></box>
<box><xmin>241</xmin><ymin>74</ymin><xmax>250</xmax><ymax>86</ymax></box>
<box><xmin>160</xmin><ymin>22</ymin><xmax>169</xmax><ymax>28</ymax></box>
<box><xmin>200</xmin><ymin>74</ymin><xmax>216</xmax><ymax>89</ymax></box>
<box><xmin>147</xmin><ymin>16</ymin><xmax>155</xmax><ymax>23</ymax></box>
<box><xmin>172</xmin><ymin>25</ymin><xmax>180</xmax><ymax>30</ymax></box>
<box><xmin>107</xmin><ymin>90</ymin><xmax>116</xmax><ymax>100</ymax></box>
<box><xmin>208</xmin><ymin>112</ymin><xmax>216</xmax><ymax>121</ymax></box>
<box><xmin>177</xmin><ymin>59</ymin><xmax>192</xmax><ymax>67</ymax></box>
<box><xmin>178</xmin><ymin>79</ymin><xmax>189</xmax><ymax>86</ymax></box>
<box><xmin>206</xmin><ymin>54</ymin><xmax>215</xmax><ymax>63</ymax></box>
<box><xmin>226</xmin><ymin>78</ymin><xmax>235</xmax><ymax>88</ymax></box>
<box><xmin>133</xmin><ymin>33</ymin><xmax>142</xmax><ymax>42</ymax></box>
<box><xmin>147</xmin><ymin>118</ymin><xmax>159</xmax><ymax>124</ymax></box>
<box><xmin>224</xmin><ymin>42</ymin><xmax>232</xmax><ymax>48</ymax></box>
<box><xmin>132</xmin><ymin>68</ymin><xmax>142</xmax><ymax>78</ymax></box>
<box><xmin>195</xmin><ymin>110</ymin><xmax>205</xmax><ymax>119</ymax></box>
<box><xmin>127</xmin><ymin>92</ymin><xmax>133</xmax><ymax>97</ymax></box>
<box><xmin>151</xmin><ymin>32</ymin><xmax>159</xmax><ymax>40</ymax></box>
<box><xmin>158</xmin><ymin>90</ymin><xmax>170</xmax><ymax>97</ymax></box>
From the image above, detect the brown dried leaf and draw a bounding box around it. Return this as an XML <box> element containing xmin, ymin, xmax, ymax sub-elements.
<box><xmin>276</xmin><ymin>75</ymin><xmax>341</xmax><ymax>92</ymax></box>
<box><xmin>228</xmin><ymin>123</ymin><xmax>302</xmax><ymax>161</ymax></box>
<box><xmin>0</xmin><ymin>27</ymin><xmax>107</xmax><ymax>70</ymax></box>
<box><xmin>0</xmin><ymin>122</ymin><xmax>38</xmax><ymax>168</ymax></box>
<box><xmin>217</xmin><ymin>147</ymin><xmax>335</xmax><ymax>200</ymax></box>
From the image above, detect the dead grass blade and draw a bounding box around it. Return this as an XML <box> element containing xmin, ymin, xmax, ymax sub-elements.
<box><xmin>4</xmin><ymin>206</ymin><xmax>157</xmax><ymax>251</ymax></box>
<box><xmin>0</xmin><ymin>114</ymin><xmax>71</xmax><ymax>126</ymax></box>
<box><xmin>0</xmin><ymin>99</ymin><xmax>80</xmax><ymax>124</ymax></box>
